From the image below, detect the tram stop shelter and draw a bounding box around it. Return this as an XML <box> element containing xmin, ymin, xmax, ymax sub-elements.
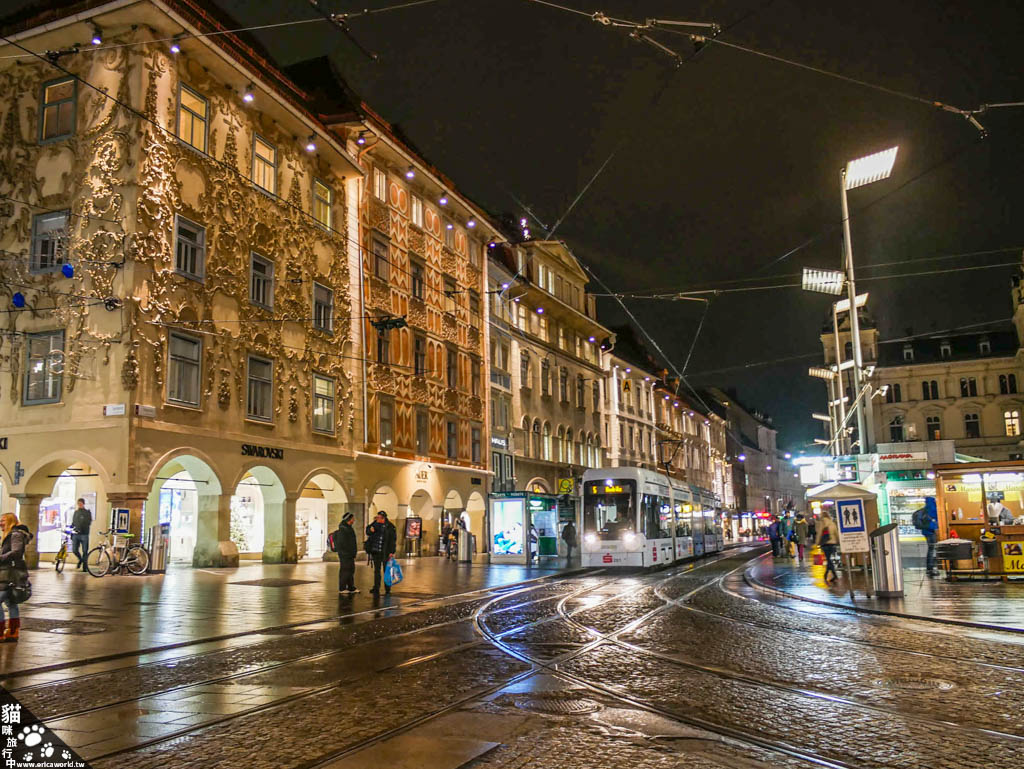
<box><xmin>806</xmin><ymin>481</ymin><xmax>881</xmax><ymax>597</ymax></box>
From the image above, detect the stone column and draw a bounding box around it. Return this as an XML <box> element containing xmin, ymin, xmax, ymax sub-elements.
<box><xmin>11</xmin><ymin>494</ymin><xmax>45</xmax><ymax>569</ymax></box>
<box><xmin>192</xmin><ymin>492</ymin><xmax>239</xmax><ymax>568</ymax></box>
<box><xmin>263</xmin><ymin>493</ymin><xmax>298</xmax><ymax>564</ymax></box>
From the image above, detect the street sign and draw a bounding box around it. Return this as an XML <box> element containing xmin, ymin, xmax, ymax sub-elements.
<box><xmin>112</xmin><ymin>508</ymin><xmax>131</xmax><ymax>535</ymax></box>
<box><xmin>836</xmin><ymin>499</ymin><xmax>868</xmax><ymax>553</ymax></box>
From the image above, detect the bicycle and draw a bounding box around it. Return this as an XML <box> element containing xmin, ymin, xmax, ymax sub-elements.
<box><xmin>53</xmin><ymin>527</ymin><xmax>76</xmax><ymax>573</ymax></box>
<box><xmin>86</xmin><ymin>530</ymin><xmax>150</xmax><ymax>577</ymax></box>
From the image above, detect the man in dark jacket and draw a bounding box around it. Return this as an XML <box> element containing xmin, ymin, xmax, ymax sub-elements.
<box><xmin>913</xmin><ymin>497</ymin><xmax>940</xmax><ymax>577</ymax></box>
<box><xmin>767</xmin><ymin>516</ymin><xmax>782</xmax><ymax>557</ymax></box>
<box><xmin>333</xmin><ymin>512</ymin><xmax>359</xmax><ymax>594</ymax></box>
<box><xmin>71</xmin><ymin>497</ymin><xmax>92</xmax><ymax>571</ymax></box>
<box><xmin>365</xmin><ymin>512</ymin><xmax>397</xmax><ymax>595</ymax></box>
<box><xmin>561</xmin><ymin>520</ymin><xmax>577</xmax><ymax>562</ymax></box>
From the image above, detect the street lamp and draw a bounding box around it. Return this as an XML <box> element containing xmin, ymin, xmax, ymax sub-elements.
<box><xmin>808</xmin><ymin>366</ymin><xmax>841</xmax><ymax>453</ymax></box>
<box><xmin>841</xmin><ymin>146</ymin><xmax>898</xmax><ymax>455</ymax></box>
<box><xmin>801</xmin><ymin>268</ymin><xmax>845</xmax><ymax>295</ymax></box>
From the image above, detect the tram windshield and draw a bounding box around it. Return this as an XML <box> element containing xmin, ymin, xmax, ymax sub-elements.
<box><xmin>583</xmin><ymin>480</ymin><xmax>635</xmax><ymax>540</ymax></box>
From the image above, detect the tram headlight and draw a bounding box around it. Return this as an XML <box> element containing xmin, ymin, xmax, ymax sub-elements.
<box><xmin>584</xmin><ymin>533</ymin><xmax>597</xmax><ymax>545</ymax></box>
<box><xmin>622</xmin><ymin>531</ymin><xmax>636</xmax><ymax>547</ymax></box>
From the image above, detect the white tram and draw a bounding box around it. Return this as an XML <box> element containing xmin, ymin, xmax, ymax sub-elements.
<box><xmin>581</xmin><ymin>467</ymin><xmax>724</xmax><ymax>568</ymax></box>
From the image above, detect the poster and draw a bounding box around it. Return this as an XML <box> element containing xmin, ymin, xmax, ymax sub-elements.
<box><xmin>405</xmin><ymin>516</ymin><xmax>422</xmax><ymax>539</ymax></box>
<box><xmin>836</xmin><ymin>499</ymin><xmax>868</xmax><ymax>553</ymax></box>
<box><xmin>1003</xmin><ymin>541</ymin><xmax>1024</xmax><ymax>572</ymax></box>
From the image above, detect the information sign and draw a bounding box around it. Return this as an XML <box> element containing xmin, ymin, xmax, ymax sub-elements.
<box><xmin>111</xmin><ymin>507</ymin><xmax>131</xmax><ymax>535</ymax></box>
<box><xmin>836</xmin><ymin>499</ymin><xmax>868</xmax><ymax>553</ymax></box>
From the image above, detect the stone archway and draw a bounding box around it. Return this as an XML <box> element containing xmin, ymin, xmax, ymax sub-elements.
<box><xmin>297</xmin><ymin>471</ymin><xmax>349</xmax><ymax>561</ymax></box>
<box><xmin>231</xmin><ymin>465</ymin><xmax>288</xmax><ymax>563</ymax></box>
<box><xmin>408</xmin><ymin>489</ymin><xmax>434</xmax><ymax>555</ymax></box>
<box><xmin>467</xmin><ymin>490</ymin><xmax>486</xmax><ymax>554</ymax></box>
<box><xmin>147</xmin><ymin>453</ymin><xmax>227</xmax><ymax>566</ymax></box>
<box><xmin>18</xmin><ymin>452</ymin><xmax>112</xmax><ymax>569</ymax></box>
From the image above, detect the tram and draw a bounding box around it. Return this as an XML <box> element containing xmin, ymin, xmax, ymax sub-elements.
<box><xmin>581</xmin><ymin>467</ymin><xmax>724</xmax><ymax>568</ymax></box>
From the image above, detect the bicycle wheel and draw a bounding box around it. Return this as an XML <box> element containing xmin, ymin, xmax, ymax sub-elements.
<box><xmin>86</xmin><ymin>547</ymin><xmax>111</xmax><ymax>577</ymax></box>
<box><xmin>123</xmin><ymin>545</ymin><xmax>150</xmax><ymax>575</ymax></box>
<box><xmin>54</xmin><ymin>545</ymin><xmax>66</xmax><ymax>573</ymax></box>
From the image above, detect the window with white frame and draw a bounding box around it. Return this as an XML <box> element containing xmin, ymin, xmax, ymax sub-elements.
<box><xmin>1005</xmin><ymin>410</ymin><xmax>1021</xmax><ymax>437</ymax></box>
<box><xmin>312</xmin><ymin>374</ymin><xmax>335</xmax><ymax>434</ymax></box>
<box><xmin>410</xmin><ymin>194</ymin><xmax>423</xmax><ymax>227</ymax></box>
<box><xmin>22</xmin><ymin>330</ymin><xmax>64</xmax><ymax>405</ymax></box>
<box><xmin>167</xmin><ymin>332</ymin><xmax>201</xmax><ymax>407</ymax></box>
<box><xmin>30</xmin><ymin>210</ymin><xmax>69</xmax><ymax>273</ymax></box>
<box><xmin>313</xmin><ymin>179</ymin><xmax>332</xmax><ymax>229</ymax></box>
<box><xmin>980</xmin><ymin>337</ymin><xmax>992</xmax><ymax>355</ymax></box>
<box><xmin>246</xmin><ymin>355</ymin><xmax>273</xmax><ymax>421</ymax></box>
<box><xmin>252</xmin><ymin>135</ymin><xmax>277</xmax><ymax>194</ymax></box>
<box><xmin>40</xmin><ymin>77</ymin><xmax>75</xmax><ymax>142</ymax></box>
<box><xmin>250</xmin><ymin>253</ymin><xmax>274</xmax><ymax>309</ymax></box>
<box><xmin>443</xmin><ymin>219</ymin><xmax>454</xmax><ymax>248</ymax></box>
<box><xmin>313</xmin><ymin>282</ymin><xmax>333</xmax><ymax>333</ymax></box>
<box><xmin>174</xmin><ymin>215</ymin><xmax>205</xmax><ymax>280</ymax></box>
<box><xmin>177</xmin><ymin>84</ymin><xmax>208</xmax><ymax>153</ymax></box>
<box><xmin>374</xmin><ymin>167</ymin><xmax>387</xmax><ymax>200</ymax></box>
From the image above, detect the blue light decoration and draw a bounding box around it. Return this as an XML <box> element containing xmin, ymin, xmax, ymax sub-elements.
<box><xmin>61</xmin><ymin>263</ymin><xmax>74</xmax><ymax>278</ymax></box>
<box><xmin>12</xmin><ymin>292</ymin><xmax>26</xmax><ymax>308</ymax></box>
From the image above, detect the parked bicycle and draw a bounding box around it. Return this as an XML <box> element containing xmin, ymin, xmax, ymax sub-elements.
<box><xmin>53</xmin><ymin>527</ymin><xmax>76</xmax><ymax>573</ymax></box>
<box><xmin>86</xmin><ymin>530</ymin><xmax>150</xmax><ymax>577</ymax></box>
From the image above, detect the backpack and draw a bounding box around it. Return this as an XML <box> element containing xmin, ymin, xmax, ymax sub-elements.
<box><xmin>327</xmin><ymin>531</ymin><xmax>337</xmax><ymax>553</ymax></box>
<box><xmin>912</xmin><ymin>507</ymin><xmax>928</xmax><ymax>531</ymax></box>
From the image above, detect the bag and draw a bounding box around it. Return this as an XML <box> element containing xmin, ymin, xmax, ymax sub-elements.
<box><xmin>813</xmin><ymin>552</ymin><xmax>825</xmax><ymax>566</ymax></box>
<box><xmin>5</xmin><ymin>566</ymin><xmax>31</xmax><ymax>604</ymax></box>
<box><xmin>788</xmin><ymin>531</ymin><xmax>798</xmax><ymax>543</ymax></box>
<box><xmin>327</xmin><ymin>532</ymin><xmax>337</xmax><ymax>553</ymax></box>
<box><xmin>912</xmin><ymin>507</ymin><xmax>927</xmax><ymax>531</ymax></box>
<box><xmin>383</xmin><ymin>557</ymin><xmax>403</xmax><ymax>588</ymax></box>
<box><xmin>819</xmin><ymin>528</ymin><xmax>831</xmax><ymax>545</ymax></box>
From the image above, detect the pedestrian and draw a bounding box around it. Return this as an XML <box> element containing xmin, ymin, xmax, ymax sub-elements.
<box><xmin>365</xmin><ymin>512</ymin><xmax>397</xmax><ymax>595</ymax></box>
<box><xmin>441</xmin><ymin>521</ymin><xmax>452</xmax><ymax>558</ymax></box>
<box><xmin>815</xmin><ymin>511</ymin><xmax>840</xmax><ymax>583</ymax></box>
<box><xmin>71</xmin><ymin>497</ymin><xmax>92</xmax><ymax>571</ymax></box>
<box><xmin>807</xmin><ymin>516</ymin><xmax>817</xmax><ymax>543</ymax></box>
<box><xmin>332</xmin><ymin>512</ymin><xmax>359</xmax><ymax>594</ymax></box>
<box><xmin>912</xmin><ymin>497</ymin><xmax>940</xmax><ymax>577</ymax></box>
<box><xmin>792</xmin><ymin>511</ymin><xmax>810</xmax><ymax>562</ymax></box>
<box><xmin>528</xmin><ymin>523</ymin><xmax>539</xmax><ymax>563</ymax></box>
<box><xmin>561</xmin><ymin>520</ymin><xmax>577</xmax><ymax>562</ymax></box>
<box><xmin>767</xmin><ymin>516</ymin><xmax>782</xmax><ymax>557</ymax></box>
<box><xmin>0</xmin><ymin>513</ymin><xmax>33</xmax><ymax>643</ymax></box>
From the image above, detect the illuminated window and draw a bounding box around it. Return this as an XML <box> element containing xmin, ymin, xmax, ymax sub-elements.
<box><xmin>39</xmin><ymin>77</ymin><xmax>75</xmax><ymax>142</ymax></box>
<box><xmin>410</xmin><ymin>194</ymin><xmax>423</xmax><ymax>227</ymax></box>
<box><xmin>177</xmin><ymin>84</ymin><xmax>207</xmax><ymax>153</ymax></box>
<box><xmin>926</xmin><ymin>415</ymin><xmax>941</xmax><ymax>441</ymax></box>
<box><xmin>1005</xmin><ymin>410</ymin><xmax>1020</xmax><ymax>437</ymax></box>
<box><xmin>313</xmin><ymin>179</ymin><xmax>332</xmax><ymax>229</ymax></box>
<box><xmin>373</xmin><ymin>167</ymin><xmax>386</xmax><ymax>200</ymax></box>
<box><xmin>252</xmin><ymin>135</ymin><xmax>277</xmax><ymax>194</ymax></box>
<box><xmin>312</xmin><ymin>374</ymin><xmax>335</xmax><ymax>434</ymax></box>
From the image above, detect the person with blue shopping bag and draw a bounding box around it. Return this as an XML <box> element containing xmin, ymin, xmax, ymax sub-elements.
<box><xmin>365</xmin><ymin>511</ymin><xmax>397</xmax><ymax>595</ymax></box>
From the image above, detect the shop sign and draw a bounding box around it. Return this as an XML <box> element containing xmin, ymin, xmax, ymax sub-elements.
<box><xmin>490</xmin><ymin>436</ymin><xmax>508</xmax><ymax>449</ymax></box>
<box><xmin>836</xmin><ymin>499</ymin><xmax>869</xmax><ymax>553</ymax></box>
<box><xmin>241</xmin><ymin>443</ymin><xmax>284</xmax><ymax>460</ymax></box>
<box><xmin>415</xmin><ymin>469</ymin><xmax>429</xmax><ymax>482</ymax></box>
<box><xmin>876</xmin><ymin>452</ymin><xmax>928</xmax><ymax>470</ymax></box>
<box><xmin>557</xmin><ymin>477</ymin><xmax>574</xmax><ymax>494</ymax></box>
<box><xmin>1003</xmin><ymin>541</ymin><xmax>1024</xmax><ymax>572</ymax></box>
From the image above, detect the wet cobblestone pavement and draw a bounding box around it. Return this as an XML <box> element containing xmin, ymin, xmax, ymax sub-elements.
<box><xmin>6</xmin><ymin>546</ymin><xmax>1024</xmax><ymax>767</ymax></box>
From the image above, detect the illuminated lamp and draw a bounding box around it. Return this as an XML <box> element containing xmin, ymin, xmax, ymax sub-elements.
<box><xmin>305</xmin><ymin>134</ymin><xmax>317</xmax><ymax>152</ymax></box>
<box><xmin>242</xmin><ymin>83</ymin><xmax>255</xmax><ymax>103</ymax></box>
<box><xmin>405</xmin><ymin>166</ymin><xmax>415</xmax><ymax>179</ymax></box>
<box><xmin>91</xmin><ymin>26</ymin><xmax>102</xmax><ymax>45</ymax></box>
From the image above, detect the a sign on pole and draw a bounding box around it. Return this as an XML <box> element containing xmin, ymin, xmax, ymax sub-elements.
<box><xmin>112</xmin><ymin>508</ymin><xmax>131</xmax><ymax>535</ymax></box>
<box><xmin>557</xmin><ymin>477</ymin><xmax>574</xmax><ymax>495</ymax></box>
<box><xmin>836</xmin><ymin>499</ymin><xmax>868</xmax><ymax>553</ymax></box>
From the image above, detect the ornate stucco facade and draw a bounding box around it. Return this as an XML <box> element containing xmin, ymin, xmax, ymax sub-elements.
<box><xmin>0</xmin><ymin>0</ymin><xmax>493</xmax><ymax>567</ymax></box>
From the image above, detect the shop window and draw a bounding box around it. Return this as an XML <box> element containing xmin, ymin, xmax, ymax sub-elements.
<box><xmin>1005</xmin><ymin>410</ymin><xmax>1021</xmax><ymax>437</ymax></box>
<box><xmin>174</xmin><ymin>215</ymin><xmax>205</xmax><ymax>281</ymax></box>
<box><xmin>889</xmin><ymin>416</ymin><xmax>904</xmax><ymax>442</ymax></box>
<box><xmin>30</xmin><ymin>210</ymin><xmax>69</xmax><ymax>273</ymax></box>
<box><xmin>23</xmin><ymin>330</ymin><xmax>64</xmax><ymax>405</ymax></box>
<box><xmin>313</xmin><ymin>282</ymin><xmax>333</xmax><ymax>333</ymax></box>
<box><xmin>176</xmin><ymin>84</ymin><xmax>207</xmax><ymax>153</ymax></box>
<box><xmin>379</xmin><ymin>398</ymin><xmax>394</xmax><ymax>447</ymax></box>
<box><xmin>312</xmin><ymin>374</ymin><xmax>335</xmax><ymax>434</ymax></box>
<box><xmin>252</xmin><ymin>135</ymin><xmax>277</xmax><ymax>195</ymax></box>
<box><xmin>246</xmin><ymin>355</ymin><xmax>273</xmax><ymax>421</ymax></box>
<box><xmin>926</xmin><ymin>415</ymin><xmax>941</xmax><ymax>441</ymax></box>
<box><xmin>313</xmin><ymin>179</ymin><xmax>332</xmax><ymax>229</ymax></box>
<box><xmin>167</xmin><ymin>332</ymin><xmax>202</xmax><ymax>407</ymax></box>
<box><xmin>249</xmin><ymin>253</ymin><xmax>274</xmax><ymax>309</ymax></box>
<box><xmin>964</xmin><ymin>412</ymin><xmax>981</xmax><ymax>439</ymax></box>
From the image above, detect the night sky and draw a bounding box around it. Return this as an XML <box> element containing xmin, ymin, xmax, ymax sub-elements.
<box><xmin>33</xmin><ymin>0</ymin><xmax>1024</xmax><ymax>447</ymax></box>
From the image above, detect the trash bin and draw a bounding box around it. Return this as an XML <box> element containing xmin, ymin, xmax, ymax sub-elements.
<box><xmin>148</xmin><ymin>522</ymin><xmax>170</xmax><ymax>574</ymax></box>
<box><xmin>458</xmin><ymin>532</ymin><xmax>476</xmax><ymax>563</ymax></box>
<box><xmin>869</xmin><ymin>523</ymin><xmax>903</xmax><ymax>597</ymax></box>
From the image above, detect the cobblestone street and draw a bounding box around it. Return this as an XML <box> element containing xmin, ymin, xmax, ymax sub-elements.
<box><xmin>3</xmin><ymin>546</ymin><xmax>1023</xmax><ymax>768</ymax></box>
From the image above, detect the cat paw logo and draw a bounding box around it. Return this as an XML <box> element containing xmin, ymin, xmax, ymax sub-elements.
<box><xmin>1</xmin><ymin>697</ymin><xmax>87</xmax><ymax>768</ymax></box>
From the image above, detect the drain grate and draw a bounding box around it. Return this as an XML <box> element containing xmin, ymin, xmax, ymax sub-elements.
<box><xmin>514</xmin><ymin>694</ymin><xmax>603</xmax><ymax>715</ymax></box>
<box><xmin>875</xmin><ymin>676</ymin><xmax>955</xmax><ymax>692</ymax></box>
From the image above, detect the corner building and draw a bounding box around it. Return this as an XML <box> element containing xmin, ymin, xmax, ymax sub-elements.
<box><xmin>0</xmin><ymin>0</ymin><xmax>494</xmax><ymax>568</ymax></box>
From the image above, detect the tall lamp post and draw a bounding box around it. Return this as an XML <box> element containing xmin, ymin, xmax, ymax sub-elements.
<box><xmin>841</xmin><ymin>146</ymin><xmax>899</xmax><ymax>454</ymax></box>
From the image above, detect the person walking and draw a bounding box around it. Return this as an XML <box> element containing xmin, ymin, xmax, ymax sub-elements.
<box><xmin>767</xmin><ymin>516</ymin><xmax>782</xmax><ymax>557</ymax></box>
<box><xmin>71</xmin><ymin>497</ymin><xmax>92</xmax><ymax>571</ymax></box>
<box><xmin>561</xmin><ymin>520</ymin><xmax>577</xmax><ymax>563</ymax></box>
<box><xmin>441</xmin><ymin>521</ymin><xmax>453</xmax><ymax>558</ymax></box>
<box><xmin>365</xmin><ymin>512</ymin><xmax>397</xmax><ymax>595</ymax></box>
<box><xmin>792</xmin><ymin>512</ymin><xmax>810</xmax><ymax>562</ymax></box>
<box><xmin>333</xmin><ymin>513</ymin><xmax>359</xmax><ymax>594</ymax></box>
<box><xmin>912</xmin><ymin>497</ymin><xmax>940</xmax><ymax>577</ymax></box>
<box><xmin>0</xmin><ymin>513</ymin><xmax>33</xmax><ymax>642</ymax></box>
<box><xmin>815</xmin><ymin>511</ymin><xmax>840</xmax><ymax>583</ymax></box>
